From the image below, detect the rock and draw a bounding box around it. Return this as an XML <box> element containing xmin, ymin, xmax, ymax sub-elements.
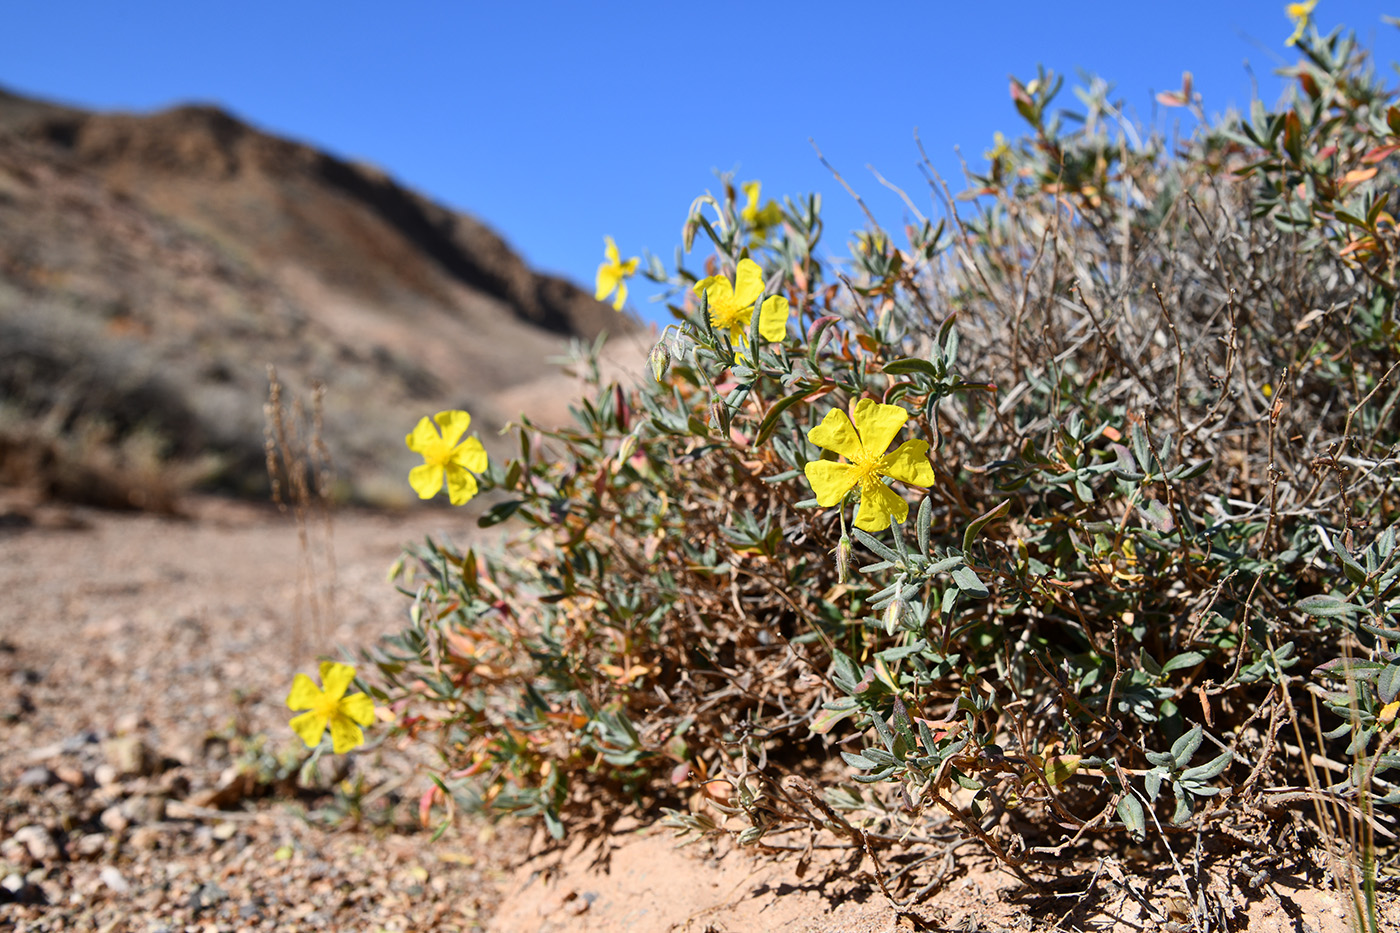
<box><xmin>16</xmin><ymin>766</ymin><xmax>55</xmax><ymax>789</ymax></box>
<box><xmin>120</xmin><ymin>793</ymin><xmax>166</xmax><ymax>824</ymax></box>
<box><xmin>128</xmin><ymin>825</ymin><xmax>161</xmax><ymax>851</ymax></box>
<box><xmin>188</xmin><ymin>881</ymin><xmax>228</xmax><ymax>912</ymax></box>
<box><xmin>103</xmin><ymin>736</ymin><xmax>151</xmax><ymax>777</ymax></box>
<box><xmin>93</xmin><ymin>764</ymin><xmax>119</xmax><ymax>787</ymax></box>
<box><xmin>114</xmin><ymin>712</ymin><xmax>143</xmax><ymax>734</ymax></box>
<box><xmin>12</xmin><ymin>825</ymin><xmax>58</xmax><ymax>861</ymax></box>
<box><xmin>54</xmin><ymin>765</ymin><xmax>86</xmax><ymax>787</ymax></box>
<box><xmin>98</xmin><ymin>866</ymin><xmax>129</xmax><ymax>894</ymax></box>
<box><xmin>69</xmin><ymin>834</ymin><xmax>107</xmax><ymax>860</ymax></box>
<box><xmin>192</xmin><ymin>766</ymin><xmax>258</xmax><ymax>808</ymax></box>
<box><xmin>62</xmin><ymin>731</ymin><xmax>100</xmax><ymax>753</ymax></box>
<box><xmin>0</xmin><ymin>872</ymin><xmax>43</xmax><ymax>905</ymax></box>
<box><xmin>0</xmin><ymin>838</ymin><xmax>25</xmax><ymax>863</ymax></box>
<box><xmin>99</xmin><ymin>806</ymin><xmax>129</xmax><ymax>833</ymax></box>
<box><xmin>25</xmin><ymin>732</ymin><xmax>97</xmax><ymax>762</ymax></box>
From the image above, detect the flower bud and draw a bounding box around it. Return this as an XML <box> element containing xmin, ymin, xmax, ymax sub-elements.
<box><xmin>613</xmin><ymin>433</ymin><xmax>638</xmax><ymax>474</ymax></box>
<box><xmin>648</xmin><ymin>341</ymin><xmax>671</xmax><ymax>383</ymax></box>
<box><xmin>832</xmin><ymin>534</ymin><xmax>852</xmax><ymax>584</ymax></box>
<box><xmin>883</xmin><ymin>582</ymin><xmax>909</xmax><ymax>636</ymax></box>
<box><xmin>709</xmin><ymin>399</ymin><xmax>730</xmax><ymax>434</ymax></box>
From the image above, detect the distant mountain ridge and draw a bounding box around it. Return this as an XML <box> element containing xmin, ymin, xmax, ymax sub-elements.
<box><xmin>0</xmin><ymin>88</ymin><xmax>619</xmax><ymax>338</ymax></box>
<box><xmin>0</xmin><ymin>87</ymin><xmax>638</xmax><ymax>505</ymax></box>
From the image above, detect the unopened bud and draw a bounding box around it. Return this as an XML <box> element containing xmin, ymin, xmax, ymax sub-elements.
<box><xmin>648</xmin><ymin>340</ymin><xmax>671</xmax><ymax>383</ymax></box>
<box><xmin>709</xmin><ymin>399</ymin><xmax>730</xmax><ymax>434</ymax></box>
<box><xmin>616</xmin><ymin>432</ymin><xmax>638</xmax><ymax>465</ymax></box>
<box><xmin>883</xmin><ymin>583</ymin><xmax>909</xmax><ymax>636</ymax></box>
<box><xmin>832</xmin><ymin>534</ymin><xmax>852</xmax><ymax>584</ymax></box>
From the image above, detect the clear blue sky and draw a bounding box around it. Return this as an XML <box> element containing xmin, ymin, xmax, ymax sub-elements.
<box><xmin>4</xmin><ymin>2</ymin><xmax>1397</xmax><ymax>327</ymax></box>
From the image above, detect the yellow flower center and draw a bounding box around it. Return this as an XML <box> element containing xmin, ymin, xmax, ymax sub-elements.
<box><xmin>313</xmin><ymin>692</ymin><xmax>341</xmax><ymax>720</ymax></box>
<box><xmin>851</xmin><ymin>450</ymin><xmax>884</xmax><ymax>491</ymax></box>
<box><xmin>710</xmin><ymin>299</ymin><xmax>748</xmax><ymax>332</ymax></box>
<box><xmin>419</xmin><ymin>437</ymin><xmax>452</xmax><ymax>468</ymax></box>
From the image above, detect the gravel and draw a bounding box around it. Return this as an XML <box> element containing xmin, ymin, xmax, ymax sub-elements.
<box><xmin>0</xmin><ymin>495</ymin><xmax>507</xmax><ymax>931</ymax></box>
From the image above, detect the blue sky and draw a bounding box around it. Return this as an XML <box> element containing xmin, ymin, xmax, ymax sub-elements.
<box><xmin>4</xmin><ymin>2</ymin><xmax>1398</xmax><ymax>327</ymax></box>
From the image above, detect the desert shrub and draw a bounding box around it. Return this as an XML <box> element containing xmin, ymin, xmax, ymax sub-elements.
<box><xmin>0</xmin><ymin>314</ymin><xmax>223</xmax><ymax>509</ymax></box>
<box><xmin>359</xmin><ymin>12</ymin><xmax>1397</xmax><ymax>904</ymax></box>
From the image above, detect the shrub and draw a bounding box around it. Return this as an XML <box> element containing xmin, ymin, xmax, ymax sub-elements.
<box><xmin>356</xmin><ymin>11</ymin><xmax>1397</xmax><ymax>909</ymax></box>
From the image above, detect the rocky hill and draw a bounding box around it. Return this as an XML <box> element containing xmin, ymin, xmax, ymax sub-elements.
<box><xmin>0</xmin><ymin>87</ymin><xmax>639</xmax><ymax>506</ymax></box>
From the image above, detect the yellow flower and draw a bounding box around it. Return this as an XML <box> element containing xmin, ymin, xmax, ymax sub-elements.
<box><xmin>741</xmin><ymin>181</ymin><xmax>784</xmax><ymax>237</ymax></box>
<box><xmin>803</xmin><ymin>399</ymin><xmax>934</xmax><ymax>532</ymax></box>
<box><xmin>287</xmin><ymin>661</ymin><xmax>376</xmax><ymax>754</ymax></box>
<box><xmin>406</xmin><ymin>410</ymin><xmax>488</xmax><ymax>505</ymax></box>
<box><xmin>1285</xmin><ymin>0</ymin><xmax>1317</xmax><ymax>45</ymax></box>
<box><xmin>595</xmin><ymin>236</ymin><xmax>639</xmax><ymax>311</ymax></box>
<box><xmin>985</xmin><ymin>132</ymin><xmax>1010</xmax><ymax>164</ymax></box>
<box><xmin>693</xmin><ymin>258</ymin><xmax>790</xmax><ymax>345</ymax></box>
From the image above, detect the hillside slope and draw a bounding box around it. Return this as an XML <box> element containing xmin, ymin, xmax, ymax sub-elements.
<box><xmin>0</xmin><ymin>87</ymin><xmax>640</xmax><ymax>505</ymax></box>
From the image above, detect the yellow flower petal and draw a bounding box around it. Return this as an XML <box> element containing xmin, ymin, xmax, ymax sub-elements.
<box><xmin>703</xmin><ymin>275</ymin><xmax>735</xmax><ymax>310</ymax></box>
<box><xmin>758</xmin><ymin>295</ymin><xmax>789</xmax><ymax>341</ymax></box>
<box><xmin>879</xmin><ymin>439</ymin><xmax>934</xmax><ymax>487</ymax></box>
<box><xmin>290</xmin><ymin>710</ymin><xmax>329</xmax><ymax>749</ymax></box>
<box><xmin>693</xmin><ymin>274</ymin><xmax>717</xmax><ymax>296</ymax></box>
<box><xmin>409</xmin><ymin>463</ymin><xmax>444</xmax><ymax>499</ymax></box>
<box><xmin>452</xmin><ymin>436</ymin><xmax>488</xmax><ymax>475</ymax></box>
<box><xmin>807</xmin><ymin>408</ymin><xmax>864</xmax><ymax>461</ymax></box>
<box><xmin>596</xmin><ymin>265</ymin><xmax>619</xmax><ymax>301</ymax></box>
<box><xmin>604</xmin><ymin>236</ymin><xmax>620</xmax><ymax>265</ymax></box>
<box><xmin>620</xmin><ymin>258</ymin><xmax>639</xmax><ymax>276</ymax></box>
<box><xmin>318</xmin><ymin>661</ymin><xmax>357</xmax><ymax>702</ymax></box>
<box><xmin>340</xmin><ymin>692</ymin><xmax>377</xmax><ymax>727</ymax></box>
<box><xmin>286</xmin><ymin>673</ymin><xmax>323</xmax><ymax>711</ymax></box>
<box><xmin>849</xmin><ymin>399</ymin><xmax>908</xmax><ymax>457</ymax></box>
<box><xmin>328</xmin><ymin>715</ymin><xmax>366</xmax><ymax>754</ymax></box>
<box><xmin>405</xmin><ymin>416</ymin><xmax>440</xmax><ymax>453</ymax></box>
<box><xmin>803</xmin><ymin>460</ymin><xmax>860</xmax><ymax>506</ymax></box>
<box><xmin>434</xmin><ymin>410</ymin><xmax>472</xmax><ymax>448</ymax></box>
<box><xmin>612</xmin><ymin>279</ymin><xmax>627</xmax><ymax>311</ymax></box>
<box><xmin>445</xmin><ymin>466</ymin><xmax>480</xmax><ymax>506</ymax></box>
<box><xmin>733</xmin><ymin>258</ymin><xmax>764</xmax><ymax>308</ymax></box>
<box><xmin>855</xmin><ymin>481</ymin><xmax>909</xmax><ymax>532</ymax></box>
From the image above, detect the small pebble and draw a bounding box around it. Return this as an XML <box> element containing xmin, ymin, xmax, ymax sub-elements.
<box><xmin>99</xmin><ymin>806</ymin><xmax>130</xmax><ymax>833</ymax></box>
<box><xmin>120</xmin><ymin>793</ymin><xmax>166</xmax><ymax>824</ymax></box>
<box><xmin>13</xmin><ymin>825</ymin><xmax>58</xmax><ymax>861</ymax></box>
<box><xmin>104</xmin><ymin>736</ymin><xmax>151</xmax><ymax>777</ymax></box>
<box><xmin>128</xmin><ymin>826</ymin><xmax>161</xmax><ymax>851</ymax></box>
<box><xmin>17</xmin><ymin>766</ymin><xmax>55</xmax><ymax>789</ymax></box>
<box><xmin>69</xmin><ymin>834</ymin><xmax>107</xmax><ymax>860</ymax></box>
<box><xmin>54</xmin><ymin>765</ymin><xmax>86</xmax><ymax>787</ymax></box>
<box><xmin>98</xmin><ymin>866</ymin><xmax>129</xmax><ymax>894</ymax></box>
<box><xmin>61</xmin><ymin>731</ymin><xmax>99</xmax><ymax>753</ymax></box>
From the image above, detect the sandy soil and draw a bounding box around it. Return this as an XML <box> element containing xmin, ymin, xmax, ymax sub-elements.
<box><xmin>0</xmin><ymin>496</ymin><xmax>1387</xmax><ymax>932</ymax></box>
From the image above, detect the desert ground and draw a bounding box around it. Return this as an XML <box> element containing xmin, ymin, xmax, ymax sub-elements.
<box><xmin>1</xmin><ymin>491</ymin><xmax>1384</xmax><ymax>933</ymax></box>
